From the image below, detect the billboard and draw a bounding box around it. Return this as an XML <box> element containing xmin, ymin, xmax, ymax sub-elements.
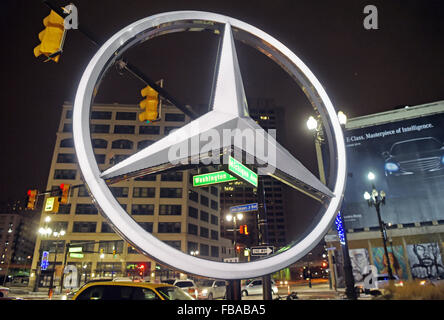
<box><xmin>342</xmin><ymin>112</ymin><xmax>444</xmax><ymax>229</ymax></box>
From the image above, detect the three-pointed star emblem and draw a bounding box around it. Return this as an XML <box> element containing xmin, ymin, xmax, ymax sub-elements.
<box><xmin>100</xmin><ymin>23</ymin><xmax>334</xmax><ymax>202</ymax></box>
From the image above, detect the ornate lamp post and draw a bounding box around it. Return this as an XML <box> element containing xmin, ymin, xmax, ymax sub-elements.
<box><xmin>364</xmin><ymin>172</ymin><xmax>394</xmax><ymax>280</ymax></box>
<box><xmin>225</xmin><ymin>212</ymin><xmax>244</xmax><ymax>258</ymax></box>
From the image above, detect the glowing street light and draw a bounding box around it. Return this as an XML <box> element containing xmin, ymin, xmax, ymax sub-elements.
<box><xmin>306</xmin><ymin>116</ymin><xmax>318</xmax><ymax>131</ymax></box>
<box><xmin>367</xmin><ymin>171</ymin><xmax>376</xmax><ymax>181</ymax></box>
<box><xmin>337</xmin><ymin>111</ymin><xmax>347</xmax><ymax>125</ymax></box>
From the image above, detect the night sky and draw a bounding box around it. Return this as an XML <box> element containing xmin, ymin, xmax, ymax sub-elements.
<box><xmin>1</xmin><ymin>0</ymin><xmax>443</xmax><ymax>241</ymax></box>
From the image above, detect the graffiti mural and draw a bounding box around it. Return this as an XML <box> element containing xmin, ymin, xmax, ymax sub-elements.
<box><xmin>407</xmin><ymin>243</ymin><xmax>444</xmax><ymax>279</ymax></box>
<box><xmin>349</xmin><ymin>248</ymin><xmax>371</xmax><ymax>282</ymax></box>
<box><xmin>372</xmin><ymin>246</ymin><xmax>408</xmax><ymax>280</ymax></box>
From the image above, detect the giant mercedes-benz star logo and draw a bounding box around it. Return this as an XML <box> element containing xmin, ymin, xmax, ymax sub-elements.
<box><xmin>73</xmin><ymin>11</ymin><xmax>346</xmax><ymax>280</ymax></box>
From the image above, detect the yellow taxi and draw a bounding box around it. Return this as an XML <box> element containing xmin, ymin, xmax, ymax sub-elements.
<box><xmin>71</xmin><ymin>281</ymin><xmax>194</xmax><ymax>300</ymax></box>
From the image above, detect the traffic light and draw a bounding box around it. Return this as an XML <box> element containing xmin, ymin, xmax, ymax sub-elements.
<box><xmin>139</xmin><ymin>85</ymin><xmax>159</xmax><ymax>123</ymax></box>
<box><xmin>113</xmin><ymin>249</ymin><xmax>116</xmax><ymax>258</ymax></box>
<box><xmin>59</xmin><ymin>184</ymin><xmax>70</xmax><ymax>204</ymax></box>
<box><xmin>239</xmin><ymin>225</ymin><xmax>249</xmax><ymax>235</ymax></box>
<box><xmin>34</xmin><ymin>10</ymin><xmax>66</xmax><ymax>63</ymax></box>
<box><xmin>26</xmin><ymin>189</ymin><xmax>38</xmax><ymax>210</ymax></box>
<box><xmin>138</xmin><ymin>263</ymin><xmax>146</xmax><ymax>276</ymax></box>
<box><xmin>321</xmin><ymin>261</ymin><xmax>328</xmax><ymax>268</ymax></box>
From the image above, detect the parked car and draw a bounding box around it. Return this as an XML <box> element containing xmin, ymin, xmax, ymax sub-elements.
<box><xmin>241</xmin><ymin>278</ymin><xmax>278</xmax><ymax>297</ymax></box>
<box><xmin>196</xmin><ymin>279</ymin><xmax>227</xmax><ymax>300</ymax></box>
<box><xmin>72</xmin><ymin>281</ymin><xmax>194</xmax><ymax>300</ymax></box>
<box><xmin>170</xmin><ymin>279</ymin><xmax>200</xmax><ymax>299</ymax></box>
<box><xmin>0</xmin><ymin>286</ymin><xmax>9</xmax><ymax>297</ymax></box>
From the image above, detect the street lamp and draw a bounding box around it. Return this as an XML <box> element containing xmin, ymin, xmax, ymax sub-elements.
<box><xmin>364</xmin><ymin>172</ymin><xmax>395</xmax><ymax>280</ymax></box>
<box><xmin>225</xmin><ymin>213</ymin><xmax>244</xmax><ymax>258</ymax></box>
<box><xmin>190</xmin><ymin>250</ymin><xmax>199</xmax><ymax>256</ymax></box>
<box><xmin>306</xmin><ymin>112</ymin><xmax>357</xmax><ymax>300</ymax></box>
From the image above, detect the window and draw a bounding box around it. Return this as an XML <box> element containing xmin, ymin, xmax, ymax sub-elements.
<box><xmin>158</xmin><ymin>222</ymin><xmax>181</xmax><ymax>233</ymax></box>
<box><xmin>135</xmin><ymin>174</ymin><xmax>157</xmax><ymax>181</ymax></box>
<box><xmin>63</xmin><ymin>123</ymin><xmax>72</xmax><ymax>132</ymax></box>
<box><xmin>188</xmin><ymin>241</ymin><xmax>198</xmax><ymax>252</ymax></box>
<box><xmin>99</xmin><ymin>240</ymin><xmax>123</xmax><ymax>254</ymax></box>
<box><xmin>91</xmin><ymin>111</ymin><xmax>112</xmax><ymax>120</ymax></box>
<box><xmin>112</xmin><ymin>139</ymin><xmax>133</xmax><ymax>149</ymax></box>
<box><xmin>101</xmin><ymin>222</ymin><xmax>115</xmax><ymax>233</ymax></box>
<box><xmin>70</xmin><ymin>240</ymin><xmax>95</xmax><ymax>253</ymax></box>
<box><xmin>133</xmin><ymin>187</ymin><xmax>155</xmax><ymax>198</ymax></box>
<box><xmin>77</xmin><ymin>185</ymin><xmax>90</xmax><ymax>197</ymax></box>
<box><xmin>110</xmin><ymin>187</ymin><xmax>129</xmax><ymax>198</ymax></box>
<box><xmin>200</xmin><ymin>211</ymin><xmax>209</xmax><ymax>222</ymax></box>
<box><xmin>131</xmin><ymin>204</ymin><xmax>154</xmax><ymax>215</ymax></box>
<box><xmin>73</xmin><ymin>222</ymin><xmax>97</xmax><ymax>233</ymax></box>
<box><xmin>160</xmin><ymin>171</ymin><xmax>183</xmax><ymax>181</ymax></box>
<box><xmin>200</xmin><ymin>227</ymin><xmax>209</xmax><ymax>238</ymax></box>
<box><xmin>159</xmin><ymin>205</ymin><xmax>181</xmax><ymax>216</ymax></box>
<box><xmin>60</xmin><ymin>138</ymin><xmax>74</xmax><ymax>148</ymax></box>
<box><xmin>51</xmin><ymin>221</ymin><xmax>68</xmax><ymax>232</ymax></box>
<box><xmin>75</xmin><ymin>204</ymin><xmax>98</xmax><ymax>215</ymax></box>
<box><xmin>92</xmin><ymin>139</ymin><xmax>108</xmax><ymax>149</ymax></box>
<box><xmin>200</xmin><ymin>244</ymin><xmax>209</xmax><ymax>256</ymax></box>
<box><xmin>211</xmin><ymin>246</ymin><xmax>219</xmax><ymax>258</ymax></box>
<box><xmin>160</xmin><ymin>188</ymin><xmax>182</xmax><ymax>198</ymax></box>
<box><xmin>210</xmin><ymin>215</ymin><xmax>218</xmax><ymax>226</ymax></box>
<box><xmin>110</xmin><ymin>154</ymin><xmax>129</xmax><ymax>164</ymax></box>
<box><xmin>95</xmin><ymin>154</ymin><xmax>106</xmax><ymax>164</ymax></box>
<box><xmin>138</xmin><ymin>222</ymin><xmax>153</xmax><ymax>233</ymax></box>
<box><xmin>188</xmin><ymin>190</ymin><xmax>198</xmax><ymax>202</ymax></box>
<box><xmin>211</xmin><ymin>200</ymin><xmax>218</xmax><ymax>211</ymax></box>
<box><xmin>200</xmin><ymin>195</ymin><xmax>209</xmax><ymax>207</ymax></box>
<box><xmin>116</xmin><ymin>112</ymin><xmax>136</xmax><ymax>120</ymax></box>
<box><xmin>211</xmin><ymin>230</ymin><xmax>218</xmax><ymax>240</ymax></box>
<box><xmin>91</xmin><ymin>124</ymin><xmax>110</xmax><ymax>133</ymax></box>
<box><xmin>210</xmin><ymin>186</ymin><xmax>218</xmax><ymax>196</ymax></box>
<box><xmin>163</xmin><ymin>240</ymin><xmax>181</xmax><ymax>250</ymax></box>
<box><xmin>53</xmin><ymin>169</ymin><xmax>76</xmax><ymax>180</ymax></box>
<box><xmin>137</xmin><ymin>140</ymin><xmax>154</xmax><ymax>150</ymax></box>
<box><xmin>164</xmin><ymin>126</ymin><xmax>180</xmax><ymax>135</ymax></box>
<box><xmin>65</xmin><ymin>110</ymin><xmax>73</xmax><ymax>119</ymax></box>
<box><xmin>114</xmin><ymin>125</ymin><xmax>135</xmax><ymax>134</ymax></box>
<box><xmin>139</xmin><ymin>126</ymin><xmax>160</xmax><ymax>135</ymax></box>
<box><xmin>188</xmin><ymin>206</ymin><xmax>198</xmax><ymax>219</ymax></box>
<box><xmin>57</xmin><ymin>153</ymin><xmax>76</xmax><ymax>163</ymax></box>
<box><xmin>58</xmin><ymin>204</ymin><xmax>71</xmax><ymax>214</ymax></box>
<box><xmin>188</xmin><ymin>224</ymin><xmax>198</xmax><ymax>235</ymax></box>
<box><xmin>165</xmin><ymin>113</ymin><xmax>185</xmax><ymax>122</ymax></box>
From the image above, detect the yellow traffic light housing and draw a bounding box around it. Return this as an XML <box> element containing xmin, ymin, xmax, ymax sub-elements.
<box><xmin>60</xmin><ymin>183</ymin><xmax>70</xmax><ymax>204</ymax></box>
<box><xmin>34</xmin><ymin>10</ymin><xmax>66</xmax><ymax>62</ymax></box>
<box><xmin>26</xmin><ymin>189</ymin><xmax>38</xmax><ymax>210</ymax></box>
<box><xmin>139</xmin><ymin>85</ymin><xmax>160</xmax><ymax>123</ymax></box>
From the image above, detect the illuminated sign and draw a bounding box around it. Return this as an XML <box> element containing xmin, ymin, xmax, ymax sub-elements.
<box><xmin>228</xmin><ymin>156</ymin><xmax>258</xmax><ymax>187</ymax></box>
<box><xmin>230</xmin><ymin>203</ymin><xmax>258</xmax><ymax>213</ymax></box>
<box><xmin>44</xmin><ymin>196</ymin><xmax>59</xmax><ymax>213</ymax></box>
<box><xmin>193</xmin><ymin>170</ymin><xmax>237</xmax><ymax>187</ymax></box>
<box><xmin>41</xmin><ymin>251</ymin><xmax>49</xmax><ymax>270</ymax></box>
<box><xmin>69</xmin><ymin>253</ymin><xmax>84</xmax><ymax>259</ymax></box>
<box><xmin>69</xmin><ymin>247</ymin><xmax>83</xmax><ymax>253</ymax></box>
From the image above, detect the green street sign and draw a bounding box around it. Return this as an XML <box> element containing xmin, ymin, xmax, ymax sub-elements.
<box><xmin>69</xmin><ymin>247</ymin><xmax>83</xmax><ymax>253</ymax></box>
<box><xmin>69</xmin><ymin>253</ymin><xmax>84</xmax><ymax>259</ymax></box>
<box><xmin>193</xmin><ymin>170</ymin><xmax>237</xmax><ymax>187</ymax></box>
<box><xmin>228</xmin><ymin>156</ymin><xmax>258</xmax><ymax>187</ymax></box>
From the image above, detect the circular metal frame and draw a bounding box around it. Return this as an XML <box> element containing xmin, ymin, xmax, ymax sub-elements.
<box><xmin>73</xmin><ymin>11</ymin><xmax>347</xmax><ymax>280</ymax></box>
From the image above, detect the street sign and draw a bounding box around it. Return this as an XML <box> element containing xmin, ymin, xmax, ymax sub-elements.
<box><xmin>69</xmin><ymin>253</ymin><xmax>84</xmax><ymax>259</ymax></box>
<box><xmin>228</xmin><ymin>156</ymin><xmax>258</xmax><ymax>187</ymax></box>
<box><xmin>69</xmin><ymin>247</ymin><xmax>83</xmax><ymax>253</ymax></box>
<box><xmin>44</xmin><ymin>196</ymin><xmax>59</xmax><ymax>213</ymax></box>
<box><xmin>230</xmin><ymin>203</ymin><xmax>258</xmax><ymax>214</ymax></box>
<box><xmin>223</xmin><ymin>257</ymin><xmax>239</xmax><ymax>263</ymax></box>
<box><xmin>251</xmin><ymin>246</ymin><xmax>274</xmax><ymax>256</ymax></box>
<box><xmin>193</xmin><ymin>170</ymin><xmax>237</xmax><ymax>187</ymax></box>
<box><xmin>41</xmin><ymin>251</ymin><xmax>49</xmax><ymax>270</ymax></box>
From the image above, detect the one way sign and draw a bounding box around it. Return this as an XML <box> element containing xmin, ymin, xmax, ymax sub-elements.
<box><xmin>251</xmin><ymin>246</ymin><xmax>274</xmax><ymax>256</ymax></box>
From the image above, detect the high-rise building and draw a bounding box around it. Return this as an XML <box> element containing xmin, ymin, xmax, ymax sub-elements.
<box><xmin>28</xmin><ymin>101</ymin><xmax>232</xmax><ymax>291</ymax></box>
<box><xmin>220</xmin><ymin>98</ymin><xmax>288</xmax><ymax>254</ymax></box>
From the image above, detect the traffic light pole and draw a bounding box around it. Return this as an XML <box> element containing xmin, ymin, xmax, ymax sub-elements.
<box><xmin>43</xmin><ymin>1</ymin><xmax>199</xmax><ymax>120</ymax></box>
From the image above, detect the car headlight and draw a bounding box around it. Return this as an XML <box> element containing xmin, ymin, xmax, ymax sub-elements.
<box><xmin>202</xmin><ymin>289</ymin><xmax>208</xmax><ymax>295</ymax></box>
<box><xmin>385</xmin><ymin>162</ymin><xmax>400</xmax><ymax>172</ymax></box>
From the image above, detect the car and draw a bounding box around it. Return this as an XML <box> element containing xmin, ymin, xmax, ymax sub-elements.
<box><xmin>170</xmin><ymin>279</ymin><xmax>200</xmax><ymax>299</ymax></box>
<box><xmin>71</xmin><ymin>281</ymin><xmax>194</xmax><ymax>300</ymax></box>
<box><xmin>241</xmin><ymin>278</ymin><xmax>278</xmax><ymax>297</ymax></box>
<box><xmin>382</xmin><ymin>137</ymin><xmax>444</xmax><ymax>179</ymax></box>
<box><xmin>196</xmin><ymin>279</ymin><xmax>227</xmax><ymax>300</ymax></box>
<box><xmin>0</xmin><ymin>286</ymin><xmax>9</xmax><ymax>297</ymax></box>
